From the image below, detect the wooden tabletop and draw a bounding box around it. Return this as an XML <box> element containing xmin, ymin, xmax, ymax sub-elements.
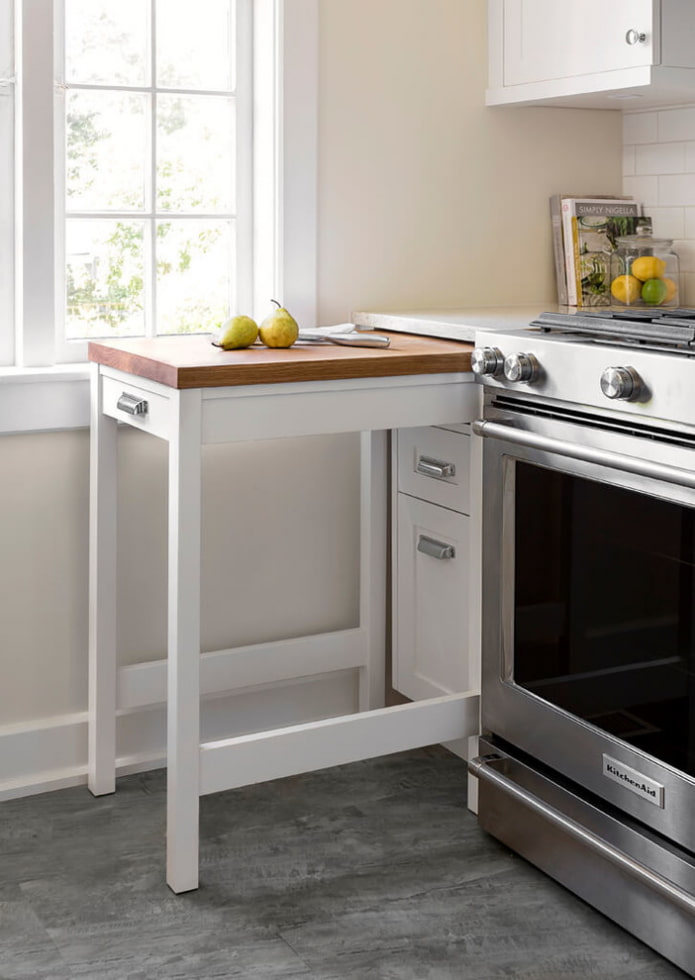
<box><xmin>88</xmin><ymin>332</ymin><xmax>474</xmax><ymax>389</ymax></box>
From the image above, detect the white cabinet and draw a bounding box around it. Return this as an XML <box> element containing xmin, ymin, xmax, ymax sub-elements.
<box><xmin>487</xmin><ymin>0</ymin><xmax>695</xmax><ymax>109</ymax></box>
<box><xmin>392</xmin><ymin>425</ymin><xmax>472</xmax><ymax>701</ymax></box>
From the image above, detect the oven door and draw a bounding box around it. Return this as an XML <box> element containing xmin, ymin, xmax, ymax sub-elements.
<box><xmin>476</xmin><ymin>396</ymin><xmax>695</xmax><ymax>853</ymax></box>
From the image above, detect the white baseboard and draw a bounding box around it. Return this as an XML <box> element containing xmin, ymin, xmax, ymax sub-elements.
<box><xmin>0</xmin><ymin>670</ymin><xmax>358</xmax><ymax>802</ymax></box>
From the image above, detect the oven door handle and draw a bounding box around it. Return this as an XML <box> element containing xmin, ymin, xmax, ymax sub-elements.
<box><xmin>472</xmin><ymin>419</ymin><xmax>695</xmax><ymax>490</ymax></box>
<box><xmin>470</xmin><ymin>754</ymin><xmax>695</xmax><ymax>916</ymax></box>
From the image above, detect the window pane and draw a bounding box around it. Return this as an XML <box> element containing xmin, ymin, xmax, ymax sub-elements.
<box><xmin>66</xmin><ymin>220</ymin><xmax>146</xmax><ymax>339</ymax></box>
<box><xmin>65</xmin><ymin>0</ymin><xmax>149</xmax><ymax>86</ymax></box>
<box><xmin>156</xmin><ymin>0</ymin><xmax>235</xmax><ymax>91</ymax></box>
<box><xmin>67</xmin><ymin>91</ymin><xmax>148</xmax><ymax>212</ymax></box>
<box><xmin>156</xmin><ymin>219</ymin><xmax>234</xmax><ymax>334</ymax></box>
<box><xmin>156</xmin><ymin>95</ymin><xmax>235</xmax><ymax>213</ymax></box>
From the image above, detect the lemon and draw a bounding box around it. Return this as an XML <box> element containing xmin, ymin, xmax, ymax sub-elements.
<box><xmin>631</xmin><ymin>255</ymin><xmax>666</xmax><ymax>281</ymax></box>
<box><xmin>662</xmin><ymin>277</ymin><xmax>678</xmax><ymax>303</ymax></box>
<box><xmin>641</xmin><ymin>278</ymin><xmax>668</xmax><ymax>305</ymax></box>
<box><xmin>610</xmin><ymin>274</ymin><xmax>641</xmax><ymax>305</ymax></box>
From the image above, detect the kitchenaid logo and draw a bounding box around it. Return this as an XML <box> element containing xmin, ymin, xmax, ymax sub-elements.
<box><xmin>602</xmin><ymin>755</ymin><xmax>665</xmax><ymax>808</ymax></box>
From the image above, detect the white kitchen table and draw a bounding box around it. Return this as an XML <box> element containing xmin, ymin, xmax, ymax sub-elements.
<box><xmin>87</xmin><ymin>332</ymin><xmax>480</xmax><ymax>893</ymax></box>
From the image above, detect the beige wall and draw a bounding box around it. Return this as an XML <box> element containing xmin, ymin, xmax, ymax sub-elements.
<box><xmin>317</xmin><ymin>0</ymin><xmax>623</xmax><ymax>322</ymax></box>
<box><xmin>1</xmin><ymin>1</ymin><xmax>623</xmax><ymax>744</ymax></box>
<box><xmin>0</xmin><ymin>428</ymin><xmax>360</xmax><ymax>726</ymax></box>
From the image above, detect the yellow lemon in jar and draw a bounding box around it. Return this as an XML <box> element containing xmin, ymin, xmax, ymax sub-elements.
<box><xmin>662</xmin><ymin>277</ymin><xmax>678</xmax><ymax>303</ymax></box>
<box><xmin>610</xmin><ymin>274</ymin><xmax>642</xmax><ymax>305</ymax></box>
<box><xmin>631</xmin><ymin>255</ymin><xmax>666</xmax><ymax>281</ymax></box>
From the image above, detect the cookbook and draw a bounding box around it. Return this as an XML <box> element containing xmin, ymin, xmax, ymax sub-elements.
<box><xmin>559</xmin><ymin>197</ymin><xmax>643</xmax><ymax>307</ymax></box>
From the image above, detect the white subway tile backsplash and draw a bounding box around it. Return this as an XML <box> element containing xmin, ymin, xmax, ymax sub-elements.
<box><xmin>623</xmin><ymin>145</ymin><xmax>636</xmax><ymax>177</ymax></box>
<box><xmin>658</xmin><ymin>106</ymin><xmax>695</xmax><ymax>143</ymax></box>
<box><xmin>634</xmin><ymin>142</ymin><xmax>686</xmax><ymax>175</ymax></box>
<box><xmin>644</xmin><ymin>207</ymin><xmax>685</xmax><ymax>239</ymax></box>
<box><xmin>623</xmin><ymin>111</ymin><xmax>658</xmax><ymax>144</ymax></box>
<box><xmin>673</xmin><ymin>241</ymin><xmax>695</xmax><ymax>273</ymax></box>
<box><xmin>623</xmin><ymin>175</ymin><xmax>658</xmax><ymax>207</ymax></box>
<box><xmin>679</xmin><ymin>271</ymin><xmax>695</xmax><ymax>306</ymax></box>
<box><xmin>658</xmin><ymin>174</ymin><xmax>695</xmax><ymax>207</ymax></box>
<box><xmin>623</xmin><ymin>109</ymin><xmax>695</xmax><ymax>299</ymax></box>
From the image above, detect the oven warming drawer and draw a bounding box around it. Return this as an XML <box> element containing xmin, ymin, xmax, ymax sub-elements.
<box><xmin>470</xmin><ymin>739</ymin><xmax>695</xmax><ymax>977</ymax></box>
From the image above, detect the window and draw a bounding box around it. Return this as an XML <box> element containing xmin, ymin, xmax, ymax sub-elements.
<box><xmin>61</xmin><ymin>0</ymin><xmax>251</xmax><ymax>348</ymax></box>
<box><xmin>14</xmin><ymin>0</ymin><xmax>252</xmax><ymax>365</ymax></box>
<box><xmin>2</xmin><ymin>0</ymin><xmax>317</xmax><ymax>373</ymax></box>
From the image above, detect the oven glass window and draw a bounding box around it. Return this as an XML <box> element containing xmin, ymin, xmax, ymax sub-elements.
<box><xmin>514</xmin><ymin>462</ymin><xmax>695</xmax><ymax>777</ymax></box>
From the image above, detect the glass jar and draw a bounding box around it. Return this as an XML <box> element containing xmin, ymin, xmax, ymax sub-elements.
<box><xmin>609</xmin><ymin>226</ymin><xmax>680</xmax><ymax>308</ymax></box>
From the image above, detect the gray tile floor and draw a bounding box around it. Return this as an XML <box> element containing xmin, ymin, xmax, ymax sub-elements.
<box><xmin>0</xmin><ymin>748</ymin><xmax>689</xmax><ymax>980</ymax></box>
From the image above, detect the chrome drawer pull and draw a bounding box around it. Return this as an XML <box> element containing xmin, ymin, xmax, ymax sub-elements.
<box><xmin>417</xmin><ymin>535</ymin><xmax>455</xmax><ymax>560</ymax></box>
<box><xmin>416</xmin><ymin>455</ymin><xmax>456</xmax><ymax>479</ymax></box>
<box><xmin>117</xmin><ymin>392</ymin><xmax>149</xmax><ymax>416</ymax></box>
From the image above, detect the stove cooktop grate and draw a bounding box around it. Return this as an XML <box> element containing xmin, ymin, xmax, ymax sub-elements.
<box><xmin>530</xmin><ymin>309</ymin><xmax>695</xmax><ymax>347</ymax></box>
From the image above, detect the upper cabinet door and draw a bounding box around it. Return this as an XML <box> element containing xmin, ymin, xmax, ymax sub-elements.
<box><xmin>502</xmin><ymin>0</ymin><xmax>655</xmax><ymax>87</ymax></box>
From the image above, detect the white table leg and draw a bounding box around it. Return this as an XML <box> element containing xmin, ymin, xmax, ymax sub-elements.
<box><xmin>88</xmin><ymin>364</ymin><xmax>118</xmax><ymax>796</ymax></box>
<box><xmin>166</xmin><ymin>389</ymin><xmax>202</xmax><ymax>893</ymax></box>
<box><xmin>358</xmin><ymin>430</ymin><xmax>387</xmax><ymax>711</ymax></box>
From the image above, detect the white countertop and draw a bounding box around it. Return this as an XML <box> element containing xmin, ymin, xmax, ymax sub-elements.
<box><xmin>352</xmin><ymin>305</ymin><xmax>564</xmax><ymax>343</ymax></box>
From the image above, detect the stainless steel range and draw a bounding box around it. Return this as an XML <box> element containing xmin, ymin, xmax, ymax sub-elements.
<box><xmin>469</xmin><ymin>309</ymin><xmax>695</xmax><ymax>977</ymax></box>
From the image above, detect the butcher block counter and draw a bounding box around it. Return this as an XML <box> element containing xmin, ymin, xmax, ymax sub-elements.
<box><xmin>87</xmin><ymin>330</ymin><xmax>480</xmax><ymax>894</ymax></box>
<box><xmin>88</xmin><ymin>331</ymin><xmax>474</xmax><ymax>388</ymax></box>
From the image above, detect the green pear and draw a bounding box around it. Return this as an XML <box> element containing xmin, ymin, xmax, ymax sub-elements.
<box><xmin>213</xmin><ymin>315</ymin><xmax>259</xmax><ymax>350</ymax></box>
<box><xmin>259</xmin><ymin>299</ymin><xmax>299</xmax><ymax>348</ymax></box>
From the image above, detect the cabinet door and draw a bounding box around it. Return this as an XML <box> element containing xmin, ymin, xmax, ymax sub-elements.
<box><xmin>394</xmin><ymin>495</ymin><xmax>470</xmax><ymax>701</ymax></box>
<box><xmin>503</xmin><ymin>0</ymin><xmax>655</xmax><ymax>87</ymax></box>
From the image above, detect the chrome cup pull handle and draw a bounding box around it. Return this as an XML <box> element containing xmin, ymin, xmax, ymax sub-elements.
<box><xmin>417</xmin><ymin>535</ymin><xmax>455</xmax><ymax>560</ymax></box>
<box><xmin>117</xmin><ymin>392</ymin><xmax>149</xmax><ymax>416</ymax></box>
<box><xmin>416</xmin><ymin>455</ymin><xmax>456</xmax><ymax>479</ymax></box>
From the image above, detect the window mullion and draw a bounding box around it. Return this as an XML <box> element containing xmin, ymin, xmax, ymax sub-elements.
<box><xmin>236</xmin><ymin>0</ymin><xmax>253</xmax><ymax>316</ymax></box>
<box><xmin>18</xmin><ymin>0</ymin><xmax>57</xmax><ymax>366</ymax></box>
<box><xmin>148</xmin><ymin>0</ymin><xmax>156</xmax><ymax>337</ymax></box>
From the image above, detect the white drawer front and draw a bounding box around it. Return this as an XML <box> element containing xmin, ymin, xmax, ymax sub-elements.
<box><xmin>394</xmin><ymin>495</ymin><xmax>470</xmax><ymax>701</ymax></box>
<box><xmin>101</xmin><ymin>376</ymin><xmax>172</xmax><ymax>439</ymax></box>
<box><xmin>397</xmin><ymin>426</ymin><xmax>470</xmax><ymax>513</ymax></box>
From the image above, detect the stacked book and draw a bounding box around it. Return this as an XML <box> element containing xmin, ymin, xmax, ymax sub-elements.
<box><xmin>550</xmin><ymin>194</ymin><xmax>646</xmax><ymax>308</ymax></box>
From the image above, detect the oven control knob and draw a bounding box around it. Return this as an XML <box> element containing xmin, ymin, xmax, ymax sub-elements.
<box><xmin>503</xmin><ymin>352</ymin><xmax>539</xmax><ymax>384</ymax></box>
<box><xmin>471</xmin><ymin>346</ymin><xmax>504</xmax><ymax>377</ymax></box>
<box><xmin>600</xmin><ymin>366</ymin><xmax>642</xmax><ymax>401</ymax></box>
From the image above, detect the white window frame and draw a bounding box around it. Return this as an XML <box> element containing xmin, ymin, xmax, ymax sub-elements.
<box><xmin>0</xmin><ymin>0</ymin><xmax>14</xmax><ymax>366</ymax></box>
<box><xmin>0</xmin><ymin>0</ymin><xmax>317</xmax><ymax>429</ymax></box>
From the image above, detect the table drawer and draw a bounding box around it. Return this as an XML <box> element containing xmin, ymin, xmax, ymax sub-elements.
<box><xmin>397</xmin><ymin>426</ymin><xmax>470</xmax><ymax>514</ymax></box>
<box><xmin>101</xmin><ymin>375</ymin><xmax>172</xmax><ymax>439</ymax></box>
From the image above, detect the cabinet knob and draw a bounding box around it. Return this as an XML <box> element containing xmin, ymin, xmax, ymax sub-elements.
<box><xmin>625</xmin><ymin>29</ymin><xmax>647</xmax><ymax>45</ymax></box>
